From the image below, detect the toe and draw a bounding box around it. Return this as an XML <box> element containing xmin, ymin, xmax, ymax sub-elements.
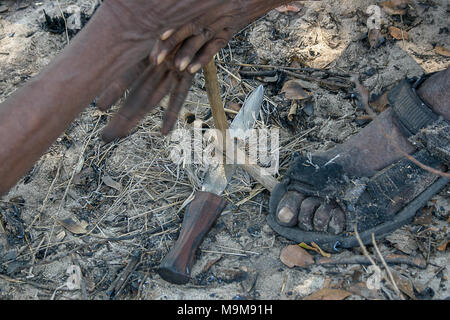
<box><xmin>297</xmin><ymin>197</ymin><xmax>321</xmax><ymax>231</ymax></box>
<box><xmin>313</xmin><ymin>203</ymin><xmax>334</xmax><ymax>232</ymax></box>
<box><xmin>276</xmin><ymin>191</ymin><xmax>305</xmax><ymax>227</ymax></box>
<box><xmin>328</xmin><ymin>207</ymin><xmax>345</xmax><ymax>235</ymax></box>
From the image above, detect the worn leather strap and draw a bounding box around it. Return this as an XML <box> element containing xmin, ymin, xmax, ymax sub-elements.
<box><xmin>388</xmin><ymin>78</ymin><xmax>439</xmax><ymax>137</ymax></box>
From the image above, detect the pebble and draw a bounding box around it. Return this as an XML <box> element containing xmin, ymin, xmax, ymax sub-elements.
<box><xmin>0</xmin><ymin>5</ymin><xmax>8</xmax><ymax>13</ymax></box>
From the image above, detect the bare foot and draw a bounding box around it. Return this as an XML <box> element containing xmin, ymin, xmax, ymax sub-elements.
<box><xmin>272</xmin><ymin>68</ymin><xmax>449</xmax><ymax>235</ymax></box>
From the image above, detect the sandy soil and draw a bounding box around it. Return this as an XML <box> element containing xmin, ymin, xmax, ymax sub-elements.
<box><xmin>0</xmin><ymin>0</ymin><xmax>448</xmax><ymax>300</ymax></box>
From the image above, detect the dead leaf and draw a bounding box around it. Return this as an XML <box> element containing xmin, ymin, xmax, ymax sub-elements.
<box><xmin>289</xmin><ymin>78</ymin><xmax>319</xmax><ymax>90</ymax></box>
<box><xmin>435</xmin><ymin>46</ymin><xmax>450</xmax><ymax>57</ymax></box>
<box><xmin>348</xmin><ymin>282</ymin><xmax>383</xmax><ymax>300</ymax></box>
<box><xmin>385</xmin><ymin>228</ymin><xmax>418</xmax><ymax>254</ymax></box>
<box><xmin>389</xmin><ymin>26</ymin><xmax>409</xmax><ymax>40</ymax></box>
<box><xmin>227</xmin><ymin>102</ymin><xmax>241</xmax><ymax>119</ymax></box>
<box><xmin>280</xmin><ymin>245</ymin><xmax>314</xmax><ymax>268</ymax></box>
<box><xmin>413</xmin><ymin>207</ymin><xmax>433</xmax><ymax>225</ymax></box>
<box><xmin>102</xmin><ymin>175</ymin><xmax>122</xmax><ymax>191</ymax></box>
<box><xmin>368</xmin><ymin>29</ymin><xmax>385</xmax><ymax>49</ymax></box>
<box><xmin>288</xmin><ymin>101</ymin><xmax>298</xmax><ymax>121</ymax></box>
<box><xmin>391</xmin><ymin>271</ymin><xmax>416</xmax><ymax>299</ymax></box>
<box><xmin>281</xmin><ymin>80</ymin><xmax>311</xmax><ymax>100</ymax></box>
<box><xmin>299</xmin><ymin>242</ymin><xmax>331</xmax><ymax>258</ymax></box>
<box><xmin>437</xmin><ymin>240</ymin><xmax>449</xmax><ymax>252</ymax></box>
<box><xmin>58</xmin><ymin>217</ymin><xmax>88</xmax><ymax>235</ymax></box>
<box><xmin>303</xmin><ymin>288</ymin><xmax>352</xmax><ymax>300</ymax></box>
<box><xmin>380</xmin><ymin>0</ymin><xmax>409</xmax><ymax>15</ymax></box>
<box><xmin>66</xmin><ymin>265</ymin><xmax>82</xmax><ymax>290</ymax></box>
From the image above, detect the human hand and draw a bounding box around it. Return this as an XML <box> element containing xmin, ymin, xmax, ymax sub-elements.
<box><xmin>149</xmin><ymin>0</ymin><xmax>293</xmax><ymax>72</ymax></box>
<box><xmin>98</xmin><ymin>0</ymin><xmax>293</xmax><ymax>141</ymax></box>
<box><xmin>97</xmin><ymin>53</ymin><xmax>195</xmax><ymax>142</ymax></box>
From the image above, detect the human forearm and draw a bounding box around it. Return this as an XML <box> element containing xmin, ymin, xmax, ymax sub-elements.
<box><xmin>0</xmin><ymin>5</ymin><xmax>156</xmax><ymax>194</ymax></box>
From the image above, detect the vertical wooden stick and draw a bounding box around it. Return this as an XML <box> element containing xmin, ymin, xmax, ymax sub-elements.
<box><xmin>203</xmin><ymin>59</ymin><xmax>278</xmax><ymax>192</ymax></box>
<box><xmin>204</xmin><ymin>59</ymin><xmax>228</xmax><ymax>133</ymax></box>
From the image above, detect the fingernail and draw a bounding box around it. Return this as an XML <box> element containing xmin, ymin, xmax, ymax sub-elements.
<box><xmin>179</xmin><ymin>57</ymin><xmax>191</xmax><ymax>71</ymax></box>
<box><xmin>189</xmin><ymin>63</ymin><xmax>202</xmax><ymax>74</ymax></box>
<box><xmin>157</xmin><ymin>50</ymin><xmax>167</xmax><ymax>65</ymax></box>
<box><xmin>160</xmin><ymin>29</ymin><xmax>175</xmax><ymax>41</ymax></box>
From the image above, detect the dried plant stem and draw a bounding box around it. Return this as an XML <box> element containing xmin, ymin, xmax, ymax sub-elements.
<box><xmin>354</xmin><ymin>224</ymin><xmax>404</xmax><ymax>299</ymax></box>
<box><xmin>26</xmin><ymin>158</ymin><xmax>62</xmax><ymax>232</ymax></box>
<box><xmin>371</xmin><ymin>233</ymin><xmax>402</xmax><ymax>298</ymax></box>
<box><xmin>55</xmin><ymin>0</ymin><xmax>69</xmax><ymax>44</ymax></box>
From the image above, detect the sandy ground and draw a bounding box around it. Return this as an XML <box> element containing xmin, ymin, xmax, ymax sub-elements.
<box><xmin>0</xmin><ymin>0</ymin><xmax>449</xmax><ymax>300</ymax></box>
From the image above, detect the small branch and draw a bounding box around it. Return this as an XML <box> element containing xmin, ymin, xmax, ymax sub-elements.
<box><xmin>204</xmin><ymin>58</ymin><xmax>229</xmax><ymax>134</ymax></box>
<box><xmin>354</xmin><ymin>225</ymin><xmax>404</xmax><ymax>299</ymax></box>
<box><xmin>316</xmin><ymin>253</ymin><xmax>426</xmax><ymax>269</ymax></box>
<box><xmin>55</xmin><ymin>0</ymin><xmax>69</xmax><ymax>45</ymax></box>
<box><xmin>106</xmin><ymin>250</ymin><xmax>141</xmax><ymax>299</ymax></box>
<box><xmin>371</xmin><ymin>233</ymin><xmax>402</xmax><ymax>298</ymax></box>
<box><xmin>354</xmin><ymin>224</ymin><xmax>381</xmax><ymax>271</ymax></box>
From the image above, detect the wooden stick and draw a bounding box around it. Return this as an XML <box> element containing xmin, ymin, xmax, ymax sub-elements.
<box><xmin>316</xmin><ymin>254</ymin><xmax>427</xmax><ymax>269</ymax></box>
<box><xmin>204</xmin><ymin>59</ymin><xmax>278</xmax><ymax>192</ymax></box>
<box><xmin>204</xmin><ymin>59</ymin><xmax>228</xmax><ymax>133</ymax></box>
<box><xmin>204</xmin><ymin>58</ymin><xmax>231</xmax><ymax>171</ymax></box>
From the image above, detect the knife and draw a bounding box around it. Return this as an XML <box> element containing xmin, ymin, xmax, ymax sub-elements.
<box><xmin>158</xmin><ymin>85</ymin><xmax>264</xmax><ymax>284</ymax></box>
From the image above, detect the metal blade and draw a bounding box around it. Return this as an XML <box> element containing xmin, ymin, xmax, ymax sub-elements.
<box><xmin>229</xmin><ymin>85</ymin><xmax>264</xmax><ymax>138</ymax></box>
<box><xmin>202</xmin><ymin>85</ymin><xmax>265</xmax><ymax>195</ymax></box>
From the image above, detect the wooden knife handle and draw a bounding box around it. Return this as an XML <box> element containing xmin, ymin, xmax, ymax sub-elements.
<box><xmin>158</xmin><ymin>191</ymin><xmax>227</xmax><ymax>284</ymax></box>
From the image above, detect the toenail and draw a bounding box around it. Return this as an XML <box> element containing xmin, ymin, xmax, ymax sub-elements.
<box><xmin>276</xmin><ymin>191</ymin><xmax>304</xmax><ymax>227</ymax></box>
<box><xmin>277</xmin><ymin>207</ymin><xmax>295</xmax><ymax>224</ymax></box>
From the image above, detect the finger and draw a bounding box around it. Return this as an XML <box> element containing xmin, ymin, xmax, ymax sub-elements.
<box><xmin>174</xmin><ymin>16</ymin><xmax>233</xmax><ymax>71</ymax></box>
<box><xmin>160</xmin><ymin>29</ymin><xmax>175</xmax><ymax>41</ymax></box>
<box><xmin>101</xmin><ymin>65</ymin><xmax>169</xmax><ymax>142</ymax></box>
<box><xmin>161</xmin><ymin>74</ymin><xmax>193</xmax><ymax>135</ymax></box>
<box><xmin>102</xmin><ymin>72</ymin><xmax>175</xmax><ymax>142</ymax></box>
<box><xmin>187</xmin><ymin>36</ymin><xmax>231</xmax><ymax>74</ymax></box>
<box><xmin>150</xmin><ymin>21</ymin><xmax>203</xmax><ymax>66</ymax></box>
<box><xmin>97</xmin><ymin>59</ymin><xmax>149</xmax><ymax>111</ymax></box>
